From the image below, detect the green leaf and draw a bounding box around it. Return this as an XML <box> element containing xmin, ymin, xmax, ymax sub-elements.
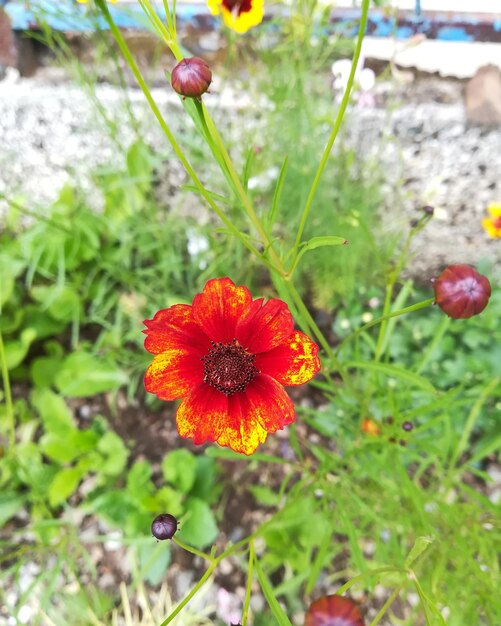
<box><xmin>249</xmin><ymin>485</ymin><xmax>280</xmax><ymax>507</ymax></box>
<box><xmin>290</xmin><ymin>235</ymin><xmax>348</xmax><ymax>275</ymax></box>
<box><xmin>178</xmin><ymin>498</ymin><xmax>218</xmax><ymax>549</ymax></box>
<box><xmin>48</xmin><ymin>467</ymin><xmax>83</xmax><ymax>507</ymax></box>
<box><xmin>405</xmin><ymin>536</ymin><xmax>434</xmax><ymax>569</ymax></box>
<box><xmin>138</xmin><ymin>541</ymin><xmax>171</xmax><ymax>586</ymax></box>
<box><xmin>162</xmin><ymin>449</ymin><xmax>197</xmax><ymax>494</ymax></box>
<box><xmin>4</xmin><ymin>328</ymin><xmax>37</xmax><ymax>369</ymax></box>
<box><xmin>41</xmin><ymin>430</ymin><xmax>98</xmax><ymax>464</ymax></box>
<box><xmin>0</xmin><ymin>492</ymin><xmax>26</xmax><ymax>526</ymax></box>
<box><xmin>31</xmin><ymin>285</ymin><xmax>81</xmax><ymax>322</ymax></box>
<box><xmin>31</xmin><ymin>388</ymin><xmax>74</xmax><ymax>433</ymax></box>
<box><xmin>254</xmin><ymin>558</ymin><xmax>294</xmax><ymax>626</ymax></box>
<box><xmin>346</xmin><ymin>361</ymin><xmax>437</xmax><ymax>393</ymax></box>
<box><xmin>268</xmin><ymin>156</ymin><xmax>288</xmax><ymax>228</ymax></box>
<box><xmin>55</xmin><ymin>351</ymin><xmax>127</xmax><ymax>397</ymax></box>
<box><xmin>30</xmin><ymin>355</ymin><xmax>62</xmax><ymax>388</ymax></box>
<box><xmin>127</xmin><ymin>461</ymin><xmax>153</xmax><ymax>499</ymax></box>
<box><xmin>97</xmin><ymin>431</ymin><xmax>129</xmax><ymax>476</ymax></box>
<box><xmin>0</xmin><ymin>253</ymin><xmax>24</xmax><ymax>308</ymax></box>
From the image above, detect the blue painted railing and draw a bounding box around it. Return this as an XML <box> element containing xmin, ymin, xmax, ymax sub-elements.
<box><xmin>4</xmin><ymin>0</ymin><xmax>501</xmax><ymax>42</ymax></box>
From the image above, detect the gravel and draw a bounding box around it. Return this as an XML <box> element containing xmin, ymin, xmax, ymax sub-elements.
<box><xmin>1</xmin><ymin>69</ymin><xmax>500</xmax><ymax>279</ymax></box>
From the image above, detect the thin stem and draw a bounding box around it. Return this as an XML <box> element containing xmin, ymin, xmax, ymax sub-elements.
<box><xmin>172</xmin><ymin>536</ymin><xmax>214</xmax><ymax>563</ymax></box>
<box><xmin>95</xmin><ymin>0</ymin><xmax>262</xmax><ymax>263</ymax></box>
<box><xmin>447</xmin><ymin>377</ymin><xmax>500</xmax><ymax>478</ymax></box>
<box><xmin>0</xmin><ymin>331</ymin><xmax>15</xmax><ymax>451</ymax></box>
<box><xmin>336</xmin><ymin>298</ymin><xmax>435</xmax><ymax>354</ymax></box>
<box><xmin>369</xmin><ymin>585</ymin><xmax>403</xmax><ymax>626</ymax></box>
<box><xmin>335</xmin><ymin>567</ymin><xmax>404</xmax><ymax>595</ymax></box>
<box><xmin>415</xmin><ymin>315</ymin><xmax>450</xmax><ymax>374</ymax></box>
<box><xmin>158</xmin><ymin>561</ymin><xmax>217</xmax><ymax>626</ymax></box>
<box><xmin>292</xmin><ymin>0</ymin><xmax>370</xmax><ymax>258</ymax></box>
<box><xmin>241</xmin><ymin>540</ymin><xmax>255</xmax><ymax>626</ymax></box>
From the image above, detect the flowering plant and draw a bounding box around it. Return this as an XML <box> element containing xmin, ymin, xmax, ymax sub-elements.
<box><xmin>85</xmin><ymin>0</ymin><xmax>497</xmax><ymax>623</ymax></box>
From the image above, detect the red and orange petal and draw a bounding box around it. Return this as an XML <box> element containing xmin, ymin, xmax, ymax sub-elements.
<box><xmin>305</xmin><ymin>595</ymin><xmax>365</xmax><ymax>626</ymax></box>
<box><xmin>176</xmin><ymin>374</ymin><xmax>295</xmax><ymax>455</ymax></box>
<box><xmin>207</xmin><ymin>0</ymin><xmax>264</xmax><ymax>34</ymax></box>
<box><xmin>236</xmin><ymin>297</ymin><xmax>294</xmax><ymax>353</ymax></box>
<box><xmin>144</xmin><ymin>349</ymin><xmax>204</xmax><ymax>401</ymax></box>
<box><xmin>482</xmin><ymin>204</ymin><xmax>501</xmax><ymax>238</ymax></box>
<box><xmin>255</xmin><ymin>331</ymin><xmax>321</xmax><ymax>385</ymax></box>
<box><xmin>192</xmin><ymin>277</ymin><xmax>253</xmax><ymax>344</ymax></box>
<box><xmin>143</xmin><ymin>304</ymin><xmax>211</xmax><ymax>356</ymax></box>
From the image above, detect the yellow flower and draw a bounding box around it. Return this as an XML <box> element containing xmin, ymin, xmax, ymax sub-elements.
<box><xmin>207</xmin><ymin>0</ymin><xmax>264</xmax><ymax>34</ymax></box>
<box><xmin>482</xmin><ymin>204</ymin><xmax>501</xmax><ymax>238</ymax></box>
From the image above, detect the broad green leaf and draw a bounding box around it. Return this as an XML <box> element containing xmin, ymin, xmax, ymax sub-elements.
<box><xmin>30</xmin><ymin>355</ymin><xmax>62</xmax><ymax>388</ymax></box>
<box><xmin>4</xmin><ymin>328</ymin><xmax>36</xmax><ymax>369</ymax></box>
<box><xmin>254</xmin><ymin>558</ymin><xmax>294</xmax><ymax>626</ymax></box>
<box><xmin>41</xmin><ymin>430</ymin><xmax>98</xmax><ymax>464</ymax></box>
<box><xmin>178</xmin><ymin>497</ymin><xmax>218</xmax><ymax>549</ymax></box>
<box><xmin>405</xmin><ymin>536</ymin><xmax>434</xmax><ymax>569</ymax></box>
<box><xmin>0</xmin><ymin>492</ymin><xmax>26</xmax><ymax>526</ymax></box>
<box><xmin>97</xmin><ymin>431</ymin><xmax>129</xmax><ymax>476</ymax></box>
<box><xmin>55</xmin><ymin>351</ymin><xmax>127</xmax><ymax>397</ymax></box>
<box><xmin>31</xmin><ymin>388</ymin><xmax>74</xmax><ymax>433</ymax></box>
<box><xmin>346</xmin><ymin>360</ymin><xmax>437</xmax><ymax>393</ymax></box>
<box><xmin>127</xmin><ymin>461</ymin><xmax>153</xmax><ymax>498</ymax></box>
<box><xmin>48</xmin><ymin>467</ymin><xmax>83</xmax><ymax>507</ymax></box>
<box><xmin>32</xmin><ymin>284</ymin><xmax>81</xmax><ymax>323</ymax></box>
<box><xmin>162</xmin><ymin>449</ymin><xmax>196</xmax><ymax>494</ymax></box>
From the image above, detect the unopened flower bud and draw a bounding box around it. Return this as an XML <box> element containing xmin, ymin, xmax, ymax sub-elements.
<box><xmin>151</xmin><ymin>513</ymin><xmax>178</xmax><ymax>540</ymax></box>
<box><xmin>305</xmin><ymin>595</ymin><xmax>364</xmax><ymax>626</ymax></box>
<box><xmin>434</xmin><ymin>265</ymin><xmax>491</xmax><ymax>319</ymax></box>
<box><xmin>422</xmin><ymin>205</ymin><xmax>434</xmax><ymax>216</ymax></box>
<box><xmin>171</xmin><ymin>57</ymin><xmax>212</xmax><ymax>99</ymax></box>
<box><xmin>402</xmin><ymin>421</ymin><xmax>413</xmax><ymax>432</ymax></box>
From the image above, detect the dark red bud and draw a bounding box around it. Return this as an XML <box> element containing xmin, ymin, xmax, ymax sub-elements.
<box><xmin>305</xmin><ymin>595</ymin><xmax>365</xmax><ymax>626</ymax></box>
<box><xmin>402</xmin><ymin>421</ymin><xmax>413</xmax><ymax>432</ymax></box>
<box><xmin>422</xmin><ymin>205</ymin><xmax>434</xmax><ymax>216</ymax></box>
<box><xmin>151</xmin><ymin>513</ymin><xmax>178</xmax><ymax>540</ymax></box>
<box><xmin>171</xmin><ymin>57</ymin><xmax>212</xmax><ymax>98</ymax></box>
<box><xmin>434</xmin><ymin>265</ymin><xmax>491</xmax><ymax>319</ymax></box>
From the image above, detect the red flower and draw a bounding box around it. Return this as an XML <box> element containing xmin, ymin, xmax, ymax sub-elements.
<box><xmin>433</xmin><ymin>265</ymin><xmax>491</xmax><ymax>319</ymax></box>
<box><xmin>143</xmin><ymin>278</ymin><xmax>321</xmax><ymax>455</ymax></box>
<box><xmin>305</xmin><ymin>595</ymin><xmax>365</xmax><ymax>626</ymax></box>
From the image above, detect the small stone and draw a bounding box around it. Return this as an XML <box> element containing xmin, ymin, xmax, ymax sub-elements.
<box><xmin>465</xmin><ymin>65</ymin><xmax>501</xmax><ymax>126</ymax></box>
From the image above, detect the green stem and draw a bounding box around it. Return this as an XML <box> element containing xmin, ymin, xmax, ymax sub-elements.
<box><xmin>336</xmin><ymin>298</ymin><xmax>435</xmax><ymax>354</ymax></box>
<box><xmin>172</xmin><ymin>536</ymin><xmax>214</xmax><ymax>563</ymax></box>
<box><xmin>335</xmin><ymin>567</ymin><xmax>404</xmax><ymax>595</ymax></box>
<box><xmin>292</xmin><ymin>0</ymin><xmax>370</xmax><ymax>259</ymax></box>
<box><xmin>95</xmin><ymin>0</ymin><xmax>262</xmax><ymax>263</ymax></box>
<box><xmin>447</xmin><ymin>377</ymin><xmax>500</xmax><ymax>479</ymax></box>
<box><xmin>369</xmin><ymin>585</ymin><xmax>403</xmax><ymax>626</ymax></box>
<box><xmin>0</xmin><ymin>330</ymin><xmax>15</xmax><ymax>451</ymax></box>
<box><xmin>241</xmin><ymin>540</ymin><xmax>255</xmax><ymax>626</ymax></box>
<box><xmin>158</xmin><ymin>561</ymin><xmax>217</xmax><ymax>626</ymax></box>
<box><xmin>415</xmin><ymin>315</ymin><xmax>451</xmax><ymax>374</ymax></box>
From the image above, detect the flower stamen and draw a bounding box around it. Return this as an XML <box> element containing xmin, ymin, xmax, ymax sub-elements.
<box><xmin>202</xmin><ymin>339</ymin><xmax>258</xmax><ymax>395</ymax></box>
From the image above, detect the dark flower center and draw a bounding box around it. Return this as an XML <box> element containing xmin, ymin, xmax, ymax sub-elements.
<box><xmin>222</xmin><ymin>0</ymin><xmax>252</xmax><ymax>16</ymax></box>
<box><xmin>201</xmin><ymin>339</ymin><xmax>258</xmax><ymax>395</ymax></box>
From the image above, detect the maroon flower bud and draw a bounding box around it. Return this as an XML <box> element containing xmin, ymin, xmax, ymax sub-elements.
<box><xmin>402</xmin><ymin>421</ymin><xmax>413</xmax><ymax>432</ymax></box>
<box><xmin>433</xmin><ymin>265</ymin><xmax>491</xmax><ymax>319</ymax></box>
<box><xmin>305</xmin><ymin>595</ymin><xmax>364</xmax><ymax>626</ymax></box>
<box><xmin>171</xmin><ymin>57</ymin><xmax>212</xmax><ymax>99</ymax></box>
<box><xmin>151</xmin><ymin>513</ymin><xmax>178</xmax><ymax>540</ymax></box>
<box><xmin>422</xmin><ymin>205</ymin><xmax>434</xmax><ymax>216</ymax></box>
